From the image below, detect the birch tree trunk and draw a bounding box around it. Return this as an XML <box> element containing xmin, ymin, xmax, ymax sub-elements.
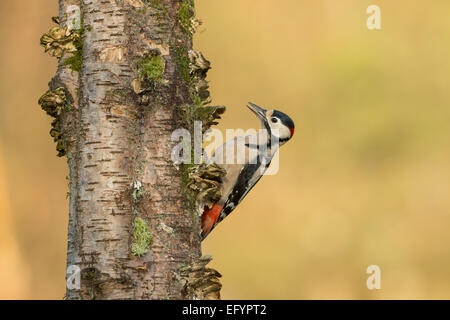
<box><xmin>40</xmin><ymin>0</ymin><xmax>222</xmax><ymax>300</ymax></box>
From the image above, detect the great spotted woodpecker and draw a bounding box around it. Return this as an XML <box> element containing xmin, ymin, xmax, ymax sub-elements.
<box><xmin>201</xmin><ymin>102</ymin><xmax>295</xmax><ymax>240</ymax></box>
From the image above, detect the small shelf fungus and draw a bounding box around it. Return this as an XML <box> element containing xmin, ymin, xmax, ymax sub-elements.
<box><xmin>188</xmin><ymin>49</ymin><xmax>210</xmax><ymax>103</ymax></box>
<box><xmin>186</xmin><ymin>164</ymin><xmax>227</xmax><ymax>217</ymax></box>
<box><xmin>180</xmin><ymin>49</ymin><xmax>226</xmax><ymax>132</ymax></box>
<box><xmin>40</xmin><ymin>17</ymin><xmax>81</xmax><ymax>61</ymax></box>
<box><xmin>131</xmin><ymin>217</ymin><xmax>153</xmax><ymax>257</ymax></box>
<box><xmin>180</xmin><ymin>255</ymin><xmax>222</xmax><ymax>300</ymax></box>
<box><xmin>38</xmin><ymin>88</ymin><xmax>72</xmax><ymax>157</ymax></box>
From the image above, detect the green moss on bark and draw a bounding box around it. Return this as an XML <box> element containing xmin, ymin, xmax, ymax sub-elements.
<box><xmin>178</xmin><ymin>0</ymin><xmax>194</xmax><ymax>35</ymax></box>
<box><xmin>138</xmin><ymin>55</ymin><xmax>165</xmax><ymax>80</ymax></box>
<box><xmin>62</xmin><ymin>41</ymin><xmax>82</xmax><ymax>73</ymax></box>
<box><xmin>173</xmin><ymin>45</ymin><xmax>191</xmax><ymax>84</ymax></box>
<box><xmin>62</xmin><ymin>16</ymin><xmax>84</xmax><ymax>73</ymax></box>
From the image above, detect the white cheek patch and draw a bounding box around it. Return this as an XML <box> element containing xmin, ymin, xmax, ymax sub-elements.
<box><xmin>279</xmin><ymin>125</ymin><xmax>291</xmax><ymax>138</ymax></box>
<box><xmin>270</xmin><ymin>123</ymin><xmax>290</xmax><ymax>139</ymax></box>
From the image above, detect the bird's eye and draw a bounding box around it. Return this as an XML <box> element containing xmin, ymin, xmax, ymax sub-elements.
<box><xmin>271</xmin><ymin>117</ymin><xmax>278</xmax><ymax>123</ymax></box>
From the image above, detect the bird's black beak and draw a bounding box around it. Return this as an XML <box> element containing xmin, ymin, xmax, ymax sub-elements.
<box><xmin>247</xmin><ymin>102</ymin><xmax>267</xmax><ymax>121</ymax></box>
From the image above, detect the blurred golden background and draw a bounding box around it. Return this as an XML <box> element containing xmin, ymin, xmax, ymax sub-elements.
<box><xmin>1</xmin><ymin>0</ymin><xmax>450</xmax><ymax>299</ymax></box>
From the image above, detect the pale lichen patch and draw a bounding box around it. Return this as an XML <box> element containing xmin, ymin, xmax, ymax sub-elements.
<box><xmin>131</xmin><ymin>217</ymin><xmax>153</xmax><ymax>257</ymax></box>
<box><xmin>131</xmin><ymin>180</ymin><xmax>147</xmax><ymax>202</ymax></box>
<box><xmin>159</xmin><ymin>222</ymin><xmax>174</xmax><ymax>234</ymax></box>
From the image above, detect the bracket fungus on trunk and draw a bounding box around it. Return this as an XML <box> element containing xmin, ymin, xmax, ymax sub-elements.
<box><xmin>38</xmin><ymin>88</ymin><xmax>72</xmax><ymax>157</ymax></box>
<box><xmin>40</xmin><ymin>17</ymin><xmax>80</xmax><ymax>58</ymax></box>
<box><xmin>180</xmin><ymin>255</ymin><xmax>222</xmax><ymax>300</ymax></box>
<box><xmin>186</xmin><ymin>164</ymin><xmax>227</xmax><ymax>217</ymax></box>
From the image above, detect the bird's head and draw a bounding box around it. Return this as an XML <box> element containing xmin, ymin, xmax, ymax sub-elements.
<box><xmin>247</xmin><ymin>102</ymin><xmax>295</xmax><ymax>145</ymax></box>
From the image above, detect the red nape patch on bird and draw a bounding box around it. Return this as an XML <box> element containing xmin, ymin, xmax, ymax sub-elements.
<box><xmin>201</xmin><ymin>204</ymin><xmax>223</xmax><ymax>237</ymax></box>
<box><xmin>290</xmin><ymin>128</ymin><xmax>295</xmax><ymax>137</ymax></box>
